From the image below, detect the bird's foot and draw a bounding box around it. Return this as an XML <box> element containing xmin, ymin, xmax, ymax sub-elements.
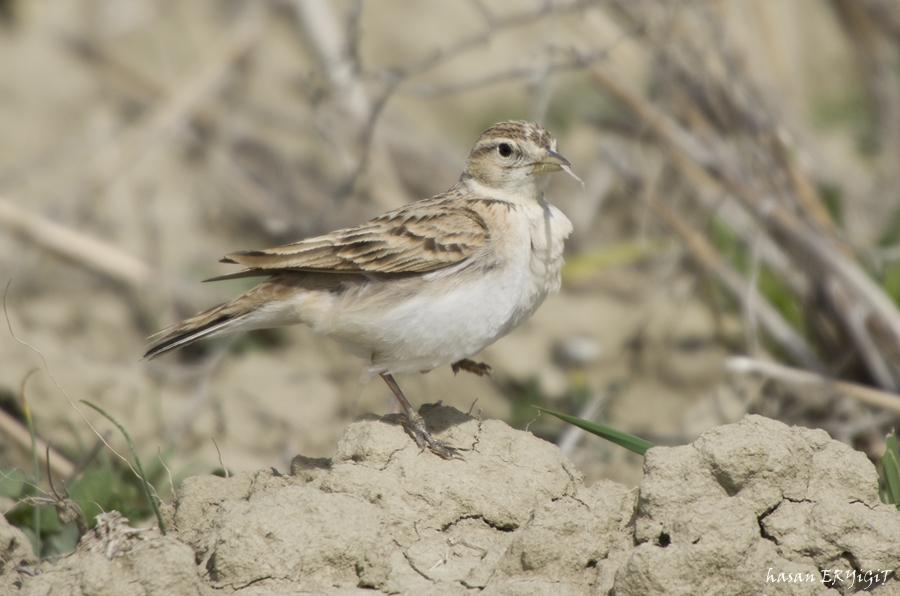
<box><xmin>451</xmin><ymin>359</ymin><xmax>493</xmax><ymax>377</ymax></box>
<box><xmin>385</xmin><ymin>412</ymin><xmax>463</xmax><ymax>460</ymax></box>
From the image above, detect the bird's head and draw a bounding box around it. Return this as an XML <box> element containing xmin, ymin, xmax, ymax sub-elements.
<box><xmin>462</xmin><ymin>120</ymin><xmax>580</xmax><ymax>198</ymax></box>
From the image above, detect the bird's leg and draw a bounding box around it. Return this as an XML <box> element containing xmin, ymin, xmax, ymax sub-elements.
<box><xmin>451</xmin><ymin>359</ymin><xmax>493</xmax><ymax>377</ymax></box>
<box><xmin>380</xmin><ymin>373</ymin><xmax>460</xmax><ymax>459</ymax></box>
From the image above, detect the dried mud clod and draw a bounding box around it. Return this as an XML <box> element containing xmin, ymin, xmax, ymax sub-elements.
<box><xmin>9</xmin><ymin>411</ymin><xmax>900</xmax><ymax>595</ymax></box>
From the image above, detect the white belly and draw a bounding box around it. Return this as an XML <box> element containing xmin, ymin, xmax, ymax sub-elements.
<box><xmin>318</xmin><ymin>199</ymin><xmax>573</xmax><ymax>375</ymax></box>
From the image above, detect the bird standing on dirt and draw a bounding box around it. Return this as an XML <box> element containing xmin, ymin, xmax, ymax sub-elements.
<box><xmin>145</xmin><ymin>120</ymin><xmax>579</xmax><ymax>458</ymax></box>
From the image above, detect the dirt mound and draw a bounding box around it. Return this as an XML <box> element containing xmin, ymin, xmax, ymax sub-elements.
<box><xmin>9</xmin><ymin>410</ymin><xmax>900</xmax><ymax>595</ymax></box>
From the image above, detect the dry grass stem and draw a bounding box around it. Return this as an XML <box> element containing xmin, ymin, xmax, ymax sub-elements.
<box><xmin>0</xmin><ymin>407</ymin><xmax>74</xmax><ymax>482</ymax></box>
<box><xmin>648</xmin><ymin>195</ymin><xmax>824</xmax><ymax>372</ymax></box>
<box><xmin>0</xmin><ymin>199</ymin><xmax>153</xmax><ymax>289</ymax></box>
<box><xmin>592</xmin><ymin>60</ymin><xmax>900</xmax><ymax>390</ymax></box>
<box><xmin>83</xmin><ymin>5</ymin><xmax>265</xmax><ymax>200</ymax></box>
<box><xmin>728</xmin><ymin>356</ymin><xmax>900</xmax><ymax>415</ymax></box>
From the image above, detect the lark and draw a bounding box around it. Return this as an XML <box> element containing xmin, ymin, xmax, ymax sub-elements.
<box><xmin>145</xmin><ymin>120</ymin><xmax>579</xmax><ymax>458</ymax></box>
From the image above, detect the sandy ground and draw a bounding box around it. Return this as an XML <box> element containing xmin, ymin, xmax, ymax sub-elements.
<box><xmin>7</xmin><ymin>413</ymin><xmax>900</xmax><ymax>594</ymax></box>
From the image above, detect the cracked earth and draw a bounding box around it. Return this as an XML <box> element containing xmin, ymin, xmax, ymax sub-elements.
<box><xmin>6</xmin><ymin>409</ymin><xmax>900</xmax><ymax>595</ymax></box>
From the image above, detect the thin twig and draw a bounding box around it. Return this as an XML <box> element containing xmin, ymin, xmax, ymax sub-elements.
<box><xmin>0</xmin><ymin>408</ymin><xmax>75</xmax><ymax>481</ymax></box>
<box><xmin>19</xmin><ymin>369</ymin><xmax>41</xmax><ymax>553</ymax></box>
<box><xmin>831</xmin><ymin>0</ymin><xmax>900</xmax><ymax>161</ymax></box>
<box><xmin>399</xmin><ymin>49</ymin><xmax>612</xmax><ymax>99</ymax></box>
<box><xmin>335</xmin><ymin>83</ymin><xmax>397</xmax><ymax>202</ymax></box>
<box><xmin>770</xmin><ymin>129</ymin><xmax>840</xmax><ymax>241</ymax></box>
<box><xmin>82</xmin><ymin>5</ymin><xmax>265</xmax><ymax>200</ymax></box>
<box><xmin>397</xmin><ymin>0</ymin><xmax>599</xmax><ymax>81</ymax></box>
<box><xmin>647</xmin><ymin>195</ymin><xmax>825</xmax><ymax>371</ymax></box>
<box><xmin>291</xmin><ymin>0</ymin><xmax>371</xmax><ymax>120</ymax></box>
<box><xmin>291</xmin><ymin>0</ymin><xmax>411</xmax><ymax>213</ymax></box>
<box><xmin>592</xmin><ymin>63</ymin><xmax>900</xmax><ymax>386</ymax></box>
<box><xmin>0</xmin><ymin>200</ymin><xmax>208</xmax><ymax>306</ymax></box>
<box><xmin>60</xmin><ymin>34</ymin><xmax>168</xmax><ymax>99</ymax></box>
<box><xmin>211</xmin><ymin>437</ymin><xmax>230</xmax><ymax>478</ymax></box>
<box><xmin>824</xmin><ymin>279</ymin><xmax>899</xmax><ymax>391</ymax></box>
<box><xmin>0</xmin><ymin>199</ymin><xmax>153</xmax><ymax>289</ymax></box>
<box><xmin>46</xmin><ymin>443</ymin><xmax>88</xmax><ymax>536</ymax></box>
<box><xmin>744</xmin><ymin>229</ymin><xmax>762</xmax><ymax>357</ymax></box>
<box><xmin>593</xmin><ymin>63</ymin><xmax>870</xmax><ymax>321</ymax></box>
<box><xmin>727</xmin><ymin>356</ymin><xmax>900</xmax><ymax>414</ymax></box>
<box><xmin>157</xmin><ymin>447</ymin><xmax>175</xmax><ymax>497</ymax></box>
<box><xmin>3</xmin><ymin>282</ymin><xmax>145</xmax><ymax>486</ymax></box>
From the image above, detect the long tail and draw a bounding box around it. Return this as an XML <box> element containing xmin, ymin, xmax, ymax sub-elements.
<box><xmin>143</xmin><ymin>300</ymin><xmax>256</xmax><ymax>360</ymax></box>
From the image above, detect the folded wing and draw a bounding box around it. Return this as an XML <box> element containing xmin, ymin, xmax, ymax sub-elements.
<box><xmin>206</xmin><ymin>198</ymin><xmax>490</xmax><ymax>281</ymax></box>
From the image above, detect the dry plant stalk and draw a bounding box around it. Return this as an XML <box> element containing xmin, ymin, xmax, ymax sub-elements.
<box><xmin>83</xmin><ymin>5</ymin><xmax>265</xmax><ymax>201</ymax></box>
<box><xmin>728</xmin><ymin>356</ymin><xmax>900</xmax><ymax>415</ymax></box>
<box><xmin>591</xmin><ymin>30</ymin><xmax>900</xmax><ymax>392</ymax></box>
<box><xmin>647</xmin><ymin>194</ymin><xmax>824</xmax><ymax>372</ymax></box>
<box><xmin>0</xmin><ymin>406</ymin><xmax>74</xmax><ymax>482</ymax></box>
<box><xmin>0</xmin><ymin>199</ymin><xmax>152</xmax><ymax>290</ymax></box>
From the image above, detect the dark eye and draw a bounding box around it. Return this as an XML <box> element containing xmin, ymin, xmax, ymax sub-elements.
<box><xmin>498</xmin><ymin>142</ymin><xmax>513</xmax><ymax>158</ymax></box>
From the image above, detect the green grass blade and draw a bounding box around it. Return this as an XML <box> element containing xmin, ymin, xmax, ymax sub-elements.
<box><xmin>80</xmin><ymin>400</ymin><xmax>167</xmax><ymax>535</ymax></box>
<box><xmin>22</xmin><ymin>396</ymin><xmax>41</xmax><ymax>555</ymax></box>
<box><xmin>882</xmin><ymin>432</ymin><xmax>900</xmax><ymax>508</ymax></box>
<box><xmin>533</xmin><ymin>406</ymin><xmax>655</xmax><ymax>455</ymax></box>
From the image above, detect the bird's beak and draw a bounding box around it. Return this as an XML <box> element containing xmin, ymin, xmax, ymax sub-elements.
<box><xmin>533</xmin><ymin>150</ymin><xmax>583</xmax><ymax>186</ymax></box>
<box><xmin>532</xmin><ymin>150</ymin><xmax>571</xmax><ymax>174</ymax></box>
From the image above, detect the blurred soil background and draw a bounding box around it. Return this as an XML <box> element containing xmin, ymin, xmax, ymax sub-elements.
<box><xmin>3</xmin><ymin>0</ymin><xmax>900</xmax><ymax>558</ymax></box>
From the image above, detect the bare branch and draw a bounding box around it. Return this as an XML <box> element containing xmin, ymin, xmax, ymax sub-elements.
<box><xmin>0</xmin><ymin>405</ymin><xmax>74</xmax><ymax>482</ymax></box>
<box><xmin>397</xmin><ymin>0</ymin><xmax>600</xmax><ymax>81</ymax></box>
<box><xmin>0</xmin><ymin>199</ymin><xmax>153</xmax><ymax>289</ymax></box>
<box><xmin>290</xmin><ymin>0</ymin><xmax>371</xmax><ymax>120</ymax></box>
<box><xmin>398</xmin><ymin>48</ymin><xmax>612</xmax><ymax>99</ymax></box>
<box><xmin>728</xmin><ymin>356</ymin><xmax>900</xmax><ymax>415</ymax></box>
<box><xmin>3</xmin><ymin>282</ymin><xmax>144</xmax><ymax>483</ymax></box>
<box><xmin>83</xmin><ymin>5</ymin><xmax>265</xmax><ymax>200</ymax></box>
<box><xmin>648</xmin><ymin>195</ymin><xmax>825</xmax><ymax>372</ymax></box>
<box><xmin>591</xmin><ymin>63</ymin><xmax>900</xmax><ymax>387</ymax></box>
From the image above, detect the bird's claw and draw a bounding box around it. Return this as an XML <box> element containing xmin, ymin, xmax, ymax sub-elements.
<box><xmin>386</xmin><ymin>412</ymin><xmax>463</xmax><ymax>460</ymax></box>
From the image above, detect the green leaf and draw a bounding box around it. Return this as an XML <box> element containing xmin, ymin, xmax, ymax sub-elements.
<box><xmin>69</xmin><ymin>465</ymin><xmax>143</xmax><ymax>524</ymax></box>
<box><xmin>881</xmin><ymin>432</ymin><xmax>900</xmax><ymax>508</ymax></box>
<box><xmin>533</xmin><ymin>406</ymin><xmax>655</xmax><ymax>455</ymax></box>
<box><xmin>881</xmin><ymin>263</ymin><xmax>900</xmax><ymax>309</ymax></box>
<box><xmin>42</xmin><ymin>523</ymin><xmax>80</xmax><ymax>557</ymax></box>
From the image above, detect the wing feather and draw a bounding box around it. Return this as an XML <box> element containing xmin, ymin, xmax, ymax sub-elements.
<box><xmin>207</xmin><ymin>197</ymin><xmax>490</xmax><ymax>281</ymax></box>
